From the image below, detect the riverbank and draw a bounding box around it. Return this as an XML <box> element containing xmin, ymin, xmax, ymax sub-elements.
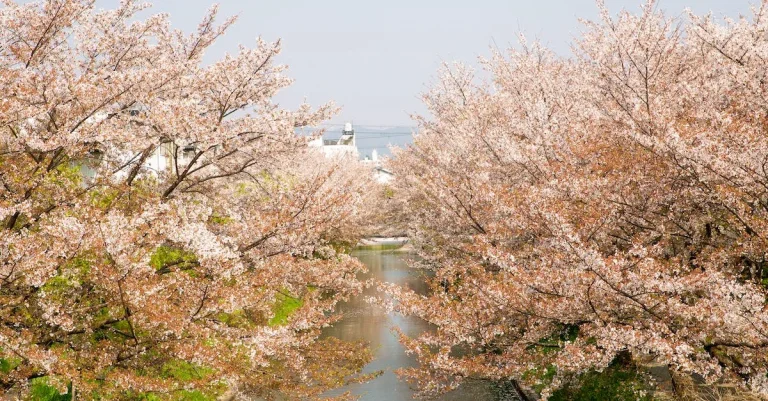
<box><xmin>356</xmin><ymin>237</ymin><xmax>414</xmax><ymax>252</ymax></box>
<box><xmin>320</xmin><ymin>248</ymin><xmax>502</xmax><ymax>400</ymax></box>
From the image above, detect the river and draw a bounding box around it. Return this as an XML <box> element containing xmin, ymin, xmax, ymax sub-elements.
<box><xmin>321</xmin><ymin>248</ymin><xmax>514</xmax><ymax>401</ymax></box>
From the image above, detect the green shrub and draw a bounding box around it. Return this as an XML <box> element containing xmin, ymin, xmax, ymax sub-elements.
<box><xmin>269</xmin><ymin>292</ymin><xmax>303</xmax><ymax>326</ymax></box>
<box><xmin>0</xmin><ymin>355</ymin><xmax>21</xmax><ymax>374</ymax></box>
<box><xmin>125</xmin><ymin>390</ymin><xmax>214</xmax><ymax>401</ymax></box>
<box><xmin>28</xmin><ymin>377</ymin><xmax>71</xmax><ymax>401</ymax></box>
<box><xmin>549</xmin><ymin>362</ymin><xmax>652</xmax><ymax>401</ymax></box>
<box><xmin>160</xmin><ymin>360</ymin><xmax>214</xmax><ymax>382</ymax></box>
<box><xmin>150</xmin><ymin>246</ymin><xmax>198</xmax><ymax>274</ymax></box>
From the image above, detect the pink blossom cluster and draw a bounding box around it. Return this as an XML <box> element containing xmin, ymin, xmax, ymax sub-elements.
<box><xmin>387</xmin><ymin>1</ymin><xmax>768</xmax><ymax>398</ymax></box>
<box><xmin>0</xmin><ymin>1</ymin><xmax>375</xmax><ymax>399</ymax></box>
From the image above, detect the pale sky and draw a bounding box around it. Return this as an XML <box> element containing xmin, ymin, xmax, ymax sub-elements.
<box><xmin>98</xmin><ymin>0</ymin><xmax>753</xmax><ymax>126</ymax></box>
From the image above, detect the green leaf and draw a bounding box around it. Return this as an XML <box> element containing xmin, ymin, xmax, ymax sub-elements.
<box><xmin>269</xmin><ymin>292</ymin><xmax>303</xmax><ymax>326</ymax></box>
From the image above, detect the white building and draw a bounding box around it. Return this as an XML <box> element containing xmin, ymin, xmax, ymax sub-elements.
<box><xmin>87</xmin><ymin>119</ymin><xmax>392</xmax><ymax>185</ymax></box>
<box><xmin>361</xmin><ymin>149</ymin><xmax>394</xmax><ymax>184</ymax></box>
<box><xmin>77</xmin><ymin>105</ymin><xmax>208</xmax><ymax>184</ymax></box>
<box><xmin>309</xmin><ymin>122</ymin><xmax>359</xmax><ymax>159</ymax></box>
<box><xmin>310</xmin><ymin>122</ymin><xmax>394</xmax><ymax>184</ymax></box>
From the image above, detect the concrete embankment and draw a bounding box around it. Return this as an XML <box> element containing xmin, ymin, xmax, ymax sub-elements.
<box><xmin>356</xmin><ymin>237</ymin><xmax>413</xmax><ymax>251</ymax></box>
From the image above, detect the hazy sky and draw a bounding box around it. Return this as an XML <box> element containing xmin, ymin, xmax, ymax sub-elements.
<box><xmin>96</xmin><ymin>0</ymin><xmax>752</xmax><ymax>126</ymax></box>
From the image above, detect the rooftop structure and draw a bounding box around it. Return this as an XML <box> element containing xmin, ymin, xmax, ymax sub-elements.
<box><xmin>309</xmin><ymin>122</ymin><xmax>359</xmax><ymax>159</ymax></box>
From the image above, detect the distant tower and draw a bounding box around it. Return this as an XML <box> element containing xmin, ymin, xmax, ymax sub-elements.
<box><xmin>340</xmin><ymin>122</ymin><xmax>355</xmax><ymax>147</ymax></box>
<box><xmin>371</xmin><ymin>149</ymin><xmax>378</xmax><ymax>162</ymax></box>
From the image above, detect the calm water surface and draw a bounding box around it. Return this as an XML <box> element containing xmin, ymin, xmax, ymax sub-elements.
<box><xmin>321</xmin><ymin>249</ymin><xmax>506</xmax><ymax>401</ymax></box>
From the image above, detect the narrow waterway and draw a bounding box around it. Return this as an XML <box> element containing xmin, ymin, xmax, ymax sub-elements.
<box><xmin>321</xmin><ymin>248</ymin><xmax>510</xmax><ymax>401</ymax></box>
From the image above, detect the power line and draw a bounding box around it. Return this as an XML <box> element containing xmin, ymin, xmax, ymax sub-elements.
<box><xmin>354</xmin><ymin>133</ymin><xmax>413</xmax><ymax>137</ymax></box>
<box><xmin>320</xmin><ymin>123</ymin><xmax>416</xmax><ymax>130</ymax></box>
<box><xmin>296</xmin><ymin>128</ymin><xmax>416</xmax><ymax>136</ymax></box>
<box><xmin>319</xmin><ymin>130</ymin><xmax>414</xmax><ymax>136</ymax></box>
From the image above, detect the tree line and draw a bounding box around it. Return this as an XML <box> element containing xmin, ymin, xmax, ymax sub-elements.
<box><xmin>4</xmin><ymin>0</ymin><xmax>768</xmax><ymax>400</ymax></box>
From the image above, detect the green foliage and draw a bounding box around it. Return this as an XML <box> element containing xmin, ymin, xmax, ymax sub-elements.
<box><xmin>50</xmin><ymin>162</ymin><xmax>83</xmax><ymax>189</ymax></box>
<box><xmin>548</xmin><ymin>363</ymin><xmax>652</xmax><ymax>401</ymax></box>
<box><xmin>234</xmin><ymin>182</ymin><xmax>250</xmax><ymax>196</ymax></box>
<box><xmin>40</xmin><ymin>276</ymin><xmax>75</xmax><ymax>302</ymax></box>
<box><xmin>89</xmin><ymin>187</ymin><xmax>121</xmax><ymax>210</ymax></box>
<box><xmin>28</xmin><ymin>377</ymin><xmax>72</xmax><ymax>401</ymax></box>
<box><xmin>89</xmin><ymin>178</ymin><xmax>159</xmax><ymax>212</ymax></box>
<box><xmin>92</xmin><ymin>306</ymin><xmax>116</xmax><ymax>327</ymax></box>
<box><xmin>0</xmin><ymin>352</ymin><xmax>21</xmax><ymax>374</ymax></box>
<box><xmin>169</xmin><ymin>391</ymin><xmax>212</xmax><ymax>401</ymax></box>
<box><xmin>112</xmin><ymin>319</ymin><xmax>132</xmax><ymax>334</ymax></box>
<box><xmin>91</xmin><ymin>318</ymin><xmax>134</xmax><ymax>343</ymax></box>
<box><xmin>524</xmin><ymin>341</ymin><xmax>653</xmax><ymax>400</ymax></box>
<box><xmin>560</xmin><ymin>325</ymin><xmax>579</xmax><ymax>343</ymax></box>
<box><xmin>160</xmin><ymin>360</ymin><xmax>214</xmax><ymax>382</ymax></box>
<box><xmin>125</xmin><ymin>390</ymin><xmax>214</xmax><ymax>401</ymax></box>
<box><xmin>209</xmin><ymin>213</ymin><xmax>233</xmax><ymax>225</ymax></box>
<box><xmin>269</xmin><ymin>292</ymin><xmax>303</xmax><ymax>327</ymax></box>
<box><xmin>104</xmin><ymin>362</ymin><xmax>219</xmax><ymax>401</ymax></box>
<box><xmin>216</xmin><ymin>309</ymin><xmax>259</xmax><ymax>329</ymax></box>
<box><xmin>382</xmin><ymin>186</ymin><xmax>395</xmax><ymax>199</ymax></box>
<box><xmin>522</xmin><ymin>365</ymin><xmax>557</xmax><ymax>394</ymax></box>
<box><xmin>3</xmin><ymin>212</ymin><xmax>29</xmax><ymax>230</ymax></box>
<box><xmin>150</xmin><ymin>246</ymin><xmax>198</xmax><ymax>274</ymax></box>
<box><xmin>324</xmin><ymin>240</ymin><xmax>354</xmax><ymax>255</ymax></box>
<box><xmin>40</xmin><ymin>255</ymin><xmax>92</xmax><ymax>301</ymax></box>
<box><xmin>67</xmin><ymin>255</ymin><xmax>93</xmax><ymax>273</ymax></box>
<box><xmin>528</xmin><ymin>324</ymin><xmax>580</xmax><ymax>355</ymax></box>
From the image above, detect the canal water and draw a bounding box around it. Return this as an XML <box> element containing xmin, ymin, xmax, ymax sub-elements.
<box><xmin>321</xmin><ymin>248</ymin><xmax>510</xmax><ymax>401</ymax></box>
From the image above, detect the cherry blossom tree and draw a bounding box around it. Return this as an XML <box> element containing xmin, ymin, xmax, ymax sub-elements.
<box><xmin>0</xmin><ymin>1</ymin><xmax>375</xmax><ymax>399</ymax></box>
<box><xmin>386</xmin><ymin>1</ymin><xmax>768</xmax><ymax>399</ymax></box>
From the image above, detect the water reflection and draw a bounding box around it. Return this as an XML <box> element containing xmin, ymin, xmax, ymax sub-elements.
<box><xmin>321</xmin><ymin>249</ymin><xmax>503</xmax><ymax>401</ymax></box>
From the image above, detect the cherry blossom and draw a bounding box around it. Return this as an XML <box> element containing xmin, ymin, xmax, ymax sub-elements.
<box><xmin>0</xmin><ymin>1</ymin><xmax>375</xmax><ymax>399</ymax></box>
<box><xmin>387</xmin><ymin>1</ymin><xmax>768</xmax><ymax>398</ymax></box>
